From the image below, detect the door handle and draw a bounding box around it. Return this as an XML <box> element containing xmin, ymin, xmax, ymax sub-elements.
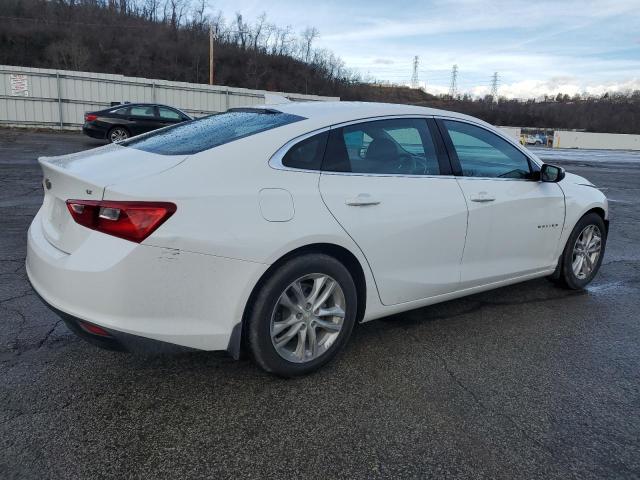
<box><xmin>346</xmin><ymin>193</ymin><xmax>381</xmax><ymax>206</ymax></box>
<box><xmin>470</xmin><ymin>192</ymin><xmax>495</xmax><ymax>203</ymax></box>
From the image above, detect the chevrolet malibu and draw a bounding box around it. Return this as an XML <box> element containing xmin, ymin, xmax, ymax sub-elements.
<box><xmin>27</xmin><ymin>102</ymin><xmax>608</xmax><ymax>376</ymax></box>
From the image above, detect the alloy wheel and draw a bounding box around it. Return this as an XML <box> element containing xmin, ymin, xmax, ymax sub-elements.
<box><xmin>571</xmin><ymin>224</ymin><xmax>602</xmax><ymax>280</ymax></box>
<box><xmin>110</xmin><ymin>128</ymin><xmax>129</xmax><ymax>143</ymax></box>
<box><xmin>270</xmin><ymin>273</ymin><xmax>346</xmax><ymax>363</ymax></box>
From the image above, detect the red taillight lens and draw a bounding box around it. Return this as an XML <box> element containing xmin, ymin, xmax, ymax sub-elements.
<box><xmin>85</xmin><ymin>113</ymin><xmax>98</xmax><ymax>122</ymax></box>
<box><xmin>78</xmin><ymin>321</ymin><xmax>111</xmax><ymax>337</ymax></box>
<box><xmin>66</xmin><ymin>200</ymin><xmax>176</xmax><ymax>243</ymax></box>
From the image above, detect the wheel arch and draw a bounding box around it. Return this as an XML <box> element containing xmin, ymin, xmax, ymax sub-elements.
<box><xmin>232</xmin><ymin>242</ymin><xmax>368</xmax><ymax>359</ymax></box>
<box><xmin>584</xmin><ymin>206</ymin><xmax>609</xmax><ymax>234</ymax></box>
<box><xmin>554</xmin><ymin>205</ymin><xmax>609</xmax><ymax>268</ymax></box>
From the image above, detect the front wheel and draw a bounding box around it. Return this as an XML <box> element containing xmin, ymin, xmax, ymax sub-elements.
<box><xmin>551</xmin><ymin>213</ymin><xmax>606</xmax><ymax>289</ymax></box>
<box><xmin>247</xmin><ymin>254</ymin><xmax>357</xmax><ymax>377</ymax></box>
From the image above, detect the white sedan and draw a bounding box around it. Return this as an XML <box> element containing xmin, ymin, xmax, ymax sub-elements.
<box><xmin>27</xmin><ymin>102</ymin><xmax>608</xmax><ymax>376</ymax></box>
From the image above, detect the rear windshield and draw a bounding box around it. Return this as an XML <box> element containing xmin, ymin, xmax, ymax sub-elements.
<box><xmin>121</xmin><ymin>109</ymin><xmax>305</xmax><ymax>155</ymax></box>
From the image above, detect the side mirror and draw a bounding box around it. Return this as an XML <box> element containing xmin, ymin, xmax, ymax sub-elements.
<box><xmin>541</xmin><ymin>163</ymin><xmax>565</xmax><ymax>183</ymax></box>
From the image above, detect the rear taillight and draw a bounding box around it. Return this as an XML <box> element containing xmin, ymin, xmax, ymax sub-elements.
<box><xmin>85</xmin><ymin>113</ymin><xmax>98</xmax><ymax>122</ymax></box>
<box><xmin>78</xmin><ymin>321</ymin><xmax>111</xmax><ymax>337</ymax></box>
<box><xmin>66</xmin><ymin>200</ymin><xmax>176</xmax><ymax>243</ymax></box>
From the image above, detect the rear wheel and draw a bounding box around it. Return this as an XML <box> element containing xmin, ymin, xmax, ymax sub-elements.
<box><xmin>107</xmin><ymin>126</ymin><xmax>130</xmax><ymax>143</ymax></box>
<box><xmin>550</xmin><ymin>213</ymin><xmax>606</xmax><ymax>289</ymax></box>
<box><xmin>247</xmin><ymin>254</ymin><xmax>357</xmax><ymax>377</ymax></box>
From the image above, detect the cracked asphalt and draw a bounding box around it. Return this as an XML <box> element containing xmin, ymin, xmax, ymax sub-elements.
<box><xmin>1</xmin><ymin>129</ymin><xmax>639</xmax><ymax>479</ymax></box>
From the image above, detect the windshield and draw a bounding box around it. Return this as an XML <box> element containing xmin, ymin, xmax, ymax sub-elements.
<box><xmin>121</xmin><ymin>110</ymin><xmax>305</xmax><ymax>155</ymax></box>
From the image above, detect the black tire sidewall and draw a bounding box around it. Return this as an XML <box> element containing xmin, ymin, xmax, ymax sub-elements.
<box><xmin>248</xmin><ymin>254</ymin><xmax>357</xmax><ymax>377</ymax></box>
<box><xmin>561</xmin><ymin>213</ymin><xmax>606</xmax><ymax>289</ymax></box>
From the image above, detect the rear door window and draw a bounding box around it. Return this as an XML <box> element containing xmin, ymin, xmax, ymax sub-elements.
<box><xmin>129</xmin><ymin>106</ymin><xmax>156</xmax><ymax>118</ymax></box>
<box><xmin>323</xmin><ymin>118</ymin><xmax>440</xmax><ymax>175</ymax></box>
<box><xmin>122</xmin><ymin>110</ymin><xmax>305</xmax><ymax>155</ymax></box>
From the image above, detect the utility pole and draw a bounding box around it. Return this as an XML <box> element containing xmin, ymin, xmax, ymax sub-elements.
<box><xmin>209</xmin><ymin>24</ymin><xmax>215</xmax><ymax>85</ymax></box>
<box><xmin>411</xmin><ymin>56</ymin><xmax>419</xmax><ymax>89</ymax></box>
<box><xmin>490</xmin><ymin>72</ymin><xmax>499</xmax><ymax>104</ymax></box>
<box><xmin>449</xmin><ymin>64</ymin><xmax>458</xmax><ymax>99</ymax></box>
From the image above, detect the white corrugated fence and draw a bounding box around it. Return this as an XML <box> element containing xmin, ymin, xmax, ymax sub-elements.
<box><xmin>553</xmin><ymin>130</ymin><xmax>640</xmax><ymax>151</ymax></box>
<box><xmin>0</xmin><ymin>65</ymin><xmax>339</xmax><ymax>130</ymax></box>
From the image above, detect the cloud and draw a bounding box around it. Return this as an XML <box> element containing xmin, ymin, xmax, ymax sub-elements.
<box><xmin>211</xmin><ymin>0</ymin><xmax>640</xmax><ymax>98</ymax></box>
<box><xmin>372</xmin><ymin>58</ymin><xmax>395</xmax><ymax>65</ymax></box>
<box><xmin>468</xmin><ymin>77</ymin><xmax>640</xmax><ymax>99</ymax></box>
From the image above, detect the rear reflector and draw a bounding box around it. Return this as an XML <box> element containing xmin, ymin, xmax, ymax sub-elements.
<box><xmin>78</xmin><ymin>321</ymin><xmax>111</xmax><ymax>337</ymax></box>
<box><xmin>66</xmin><ymin>200</ymin><xmax>176</xmax><ymax>243</ymax></box>
<box><xmin>85</xmin><ymin>113</ymin><xmax>98</xmax><ymax>122</ymax></box>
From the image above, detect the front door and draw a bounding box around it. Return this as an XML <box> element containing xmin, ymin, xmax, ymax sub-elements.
<box><xmin>156</xmin><ymin>106</ymin><xmax>186</xmax><ymax>127</ymax></box>
<box><xmin>319</xmin><ymin>117</ymin><xmax>468</xmax><ymax>306</ymax></box>
<box><xmin>438</xmin><ymin>119</ymin><xmax>565</xmax><ymax>288</ymax></box>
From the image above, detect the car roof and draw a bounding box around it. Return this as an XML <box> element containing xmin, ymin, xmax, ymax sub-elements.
<box><xmin>259</xmin><ymin>101</ymin><xmax>490</xmax><ymax>128</ymax></box>
<box><xmin>98</xmin><ymin>103</ymin><xmax>190</xmax><ymax>117</ymax></box>
<box><xmin>103</xmin><ymin>103</ymin><xmax>182</xmax><ymax>110</ymax></box>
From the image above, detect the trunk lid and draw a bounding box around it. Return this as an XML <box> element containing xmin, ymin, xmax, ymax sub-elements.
<box><xmin>38</xmin><ymin>143</ymin><xmax>186</xmax><ymax>253</ymax></box>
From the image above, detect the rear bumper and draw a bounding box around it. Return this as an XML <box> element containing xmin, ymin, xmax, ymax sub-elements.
<box><xmin>82</xmin><ymin>124</ymin><xmax>107</xmax><ymax>140</ymax></box>
<box><xmin>26</xmin><ymin>208</ymin><xmax>268</xmax><ymax>354</ymax></box>
<box><xmin>32</xmin><ymin>288</ymin><xmax>193</xmax><ymax>353</ymax></box>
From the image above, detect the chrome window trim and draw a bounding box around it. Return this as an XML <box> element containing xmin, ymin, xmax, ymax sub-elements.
<box><xmin>268</xmin><ymin>113</ymin><xmax>543</xmax><ymax>179</ymax></box>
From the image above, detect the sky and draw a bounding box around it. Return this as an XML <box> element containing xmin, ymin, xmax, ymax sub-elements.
<box><xmin>211</xmin><ymin>0</ymin><xmax>640</xmax><ymax>99</ymax></box>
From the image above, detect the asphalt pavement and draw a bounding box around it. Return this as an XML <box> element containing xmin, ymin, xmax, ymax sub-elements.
<box><xmin>1</xmin><ymin>129</ymin><xmax>639</xmax><ymax>479</ymax></box>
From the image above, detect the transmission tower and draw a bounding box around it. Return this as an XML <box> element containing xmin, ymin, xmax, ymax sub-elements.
<box><xmin>449</xmin><ymin>64</ymin><xmax>458</xmax><ymax>98</ymax></box>
<box><xmin>490</xmin><ymin>72</ymin><xmax>499</xmax><ymax>103</ymax></box>
<box><xmin>411</xmin><ymin>56</ymin><xmax>420</xmax><ymax>89</ymax></box>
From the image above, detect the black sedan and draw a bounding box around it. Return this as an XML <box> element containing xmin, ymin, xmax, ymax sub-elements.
<box><xmin>82</xmin><ymin>103</ymin><xmax>192</xmax><ymax>143</ymax></box>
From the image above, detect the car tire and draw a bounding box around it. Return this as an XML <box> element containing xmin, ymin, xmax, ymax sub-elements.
<box><xmin>549</xmin><ymin>213</ymin><xmax>606</xmax><ymax>289</ymax></box>
<box><xmin>247</xmin><ymin>253</ymin><xmax>357</xmax><ymax>377</ymax></box>
<box><xmin>107</xmin><ymin>126</ymin><xmax>130</xmax><ymax>143</ymax></box>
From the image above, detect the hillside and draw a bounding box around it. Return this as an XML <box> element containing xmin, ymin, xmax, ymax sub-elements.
<box><xmin>1</xmin><ymin>0</ymin><xmax>639</xmax><ymax>133</ymax></box>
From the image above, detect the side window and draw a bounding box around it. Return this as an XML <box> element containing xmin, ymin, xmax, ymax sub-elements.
<box><xmin>323</xmin><ymin>118</ymin><xmax>440</xmax><ymax>175</ymax></box>
<box><xmin>443</xmin><ymin>120</ymin><xmax>531</xmax><ymax>179</ymax></box>
<box><xmin>129</xmin><ymin>106</ymin><xmax>156</xmax><ymax>118</ymax></box>
<box><xmin>111</xmin><ymin>107</ymin><xmax>130</xmax><ymax>116</ymax></box>
<box><xmin>158</xmin><ymin>107</ymin><xmax>183</xmax><ymax>120</ymax></box>
<box><xmin>282</xmin><ymin>132</ymin><xmax>328</xmax><ymax>170</ymax></box>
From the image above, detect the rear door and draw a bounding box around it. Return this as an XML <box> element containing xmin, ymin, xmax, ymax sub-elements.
<box><xmin>319</xmin><ymin>117</ymin><xmax>468</xmax><ymax>306</ymax></box>
<box><xmin>438</xmin><ymin>118</ymin><xmax>565</xmax><ymax>288</ymax></box>
<box><xmin>127</xmin><ymin>105</ymin><xmax>160</xmax><ymax>135</ymax></box>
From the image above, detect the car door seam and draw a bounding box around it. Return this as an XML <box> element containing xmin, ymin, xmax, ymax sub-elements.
<box><xmin>454</xmin><ymin>177</ymin><xmax>470</xmax><ymax>284</ymax></box>
<box><xmin>316</xmin><ymin>171</ymin><xmax>386</xmax><ymax>306</ymax></box>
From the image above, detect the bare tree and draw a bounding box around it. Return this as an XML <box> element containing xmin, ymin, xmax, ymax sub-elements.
<box><xmin>252</xmin><ymin>12</ymin><xmax>266</xmax><ymax>51</ymax></box>
<box><xmin>301</xmin><ymin>26</ymin><xmax>319</xmax><ymax>63</ymax></box>
<box><xmin>192</xmin><ymin>0</ymin><xmax>208</xmax><ymax>29</ymax></box>
<box><xmin>166</xmin><ymin>0</ymin><xmax>189</xmax><ymax>29</ymax></box>
<box><xmin>234</xmin><ymin>12</ymin><xmax>247</xmax><ymax>49</ymax></box>
<box><xmin>276</xmin><ymin>25</ymin><xmax>293</xmax><ymax>56</ymax></box>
